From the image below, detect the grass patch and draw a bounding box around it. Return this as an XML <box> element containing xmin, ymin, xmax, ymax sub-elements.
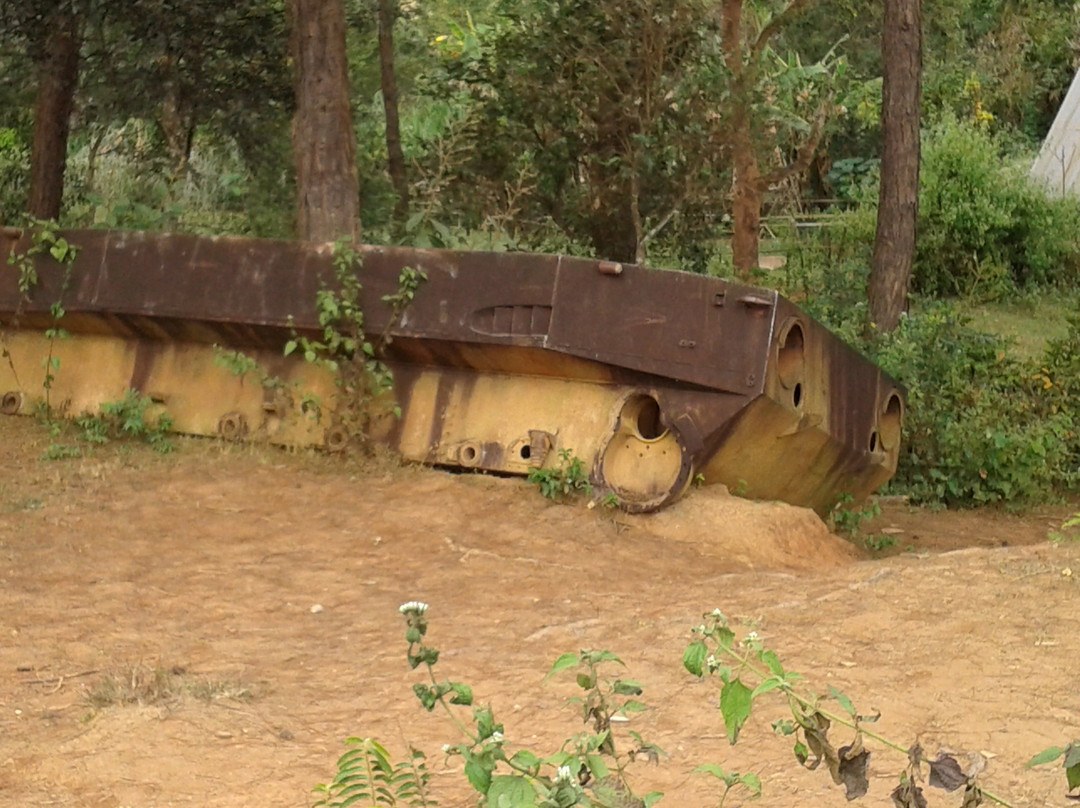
<box><xmin>85</xmin><ymin>665</ymin><xmax>256</xmax><ymax>709</ymax></box>
<box><xmin>957</xmin><ymin>292</ymin><xmax>1078</xmax><ymax>361</ymax></box>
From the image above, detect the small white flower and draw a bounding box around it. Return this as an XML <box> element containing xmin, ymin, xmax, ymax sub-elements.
<box><xmin>441</xmin><ymin>744</ymin><xmax>452</xmax><ymax>754</ymax></box>
<box><xmin>709</xmin><ymin>608</ymin><xmax>724</xmax><ymax>618</ymax></box>
<box><xmin>490</xmin><ymin>731</ymin><xmax>504</xmax><ymax>744</ymax></box>
<box><xmin>747</xmin><ymin>631</ymin><xmax>759</xmax><ymax>641</ymax></box>
<box><xmin>706</xmin><ymin>654</ymin><xmax>718</xmax><ymax>671</ymax></box>
<box><xmin>555</xmin><ymin>765</ymin><xmax>574</xmax><ymax>785</ymax></box>
<box><xmin>398</xmin><ymin>601</ymin><xmax>429</xmax><ymax>615</ymax></box>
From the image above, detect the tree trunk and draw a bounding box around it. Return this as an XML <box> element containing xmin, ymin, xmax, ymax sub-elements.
<box><xmin>731</xmin><ymin>116</ymin><xmax>764</xmax><ymax>278</ymax></box>
<box><xmin>288</xmin><ymin>0</ymin><xmax>361</xmax><ymax>243</ymax></box>
<box><xmin>28</xmin><ymin>12</ymin><xmax>81</xmax><ymax>221</ymax></box>
<box><xmin>377</xmin><ymin>0</ymin><xmax>408</xmax><ymax>223</ymax></box>
<box><xmin>868</xmin><ymin>0</ymin><xmax>922</xmax><ymax>332</ymax></box>
<box><xmin>721</xmin><ymin>0</ymin><xmax>763</xmax><ymax>279</ymax></box>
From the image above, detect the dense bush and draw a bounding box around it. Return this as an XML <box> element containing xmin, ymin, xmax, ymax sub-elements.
<box><xmin>0</xmin><ymin>126</ymin><xmax>28</xmax><ymax>224</ymax></box>
<box><xmin>916</xmin><ymin>116</ymin><xmax>1080</xmax><ymax>298</ymax></box>
<box><xmin>871</xmin><ymin>305</ymin><xmax>1078</xmax><ymax>505</ymax></box>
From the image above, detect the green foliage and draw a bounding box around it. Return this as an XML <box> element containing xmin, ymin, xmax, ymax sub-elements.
<box><xmin>828</xmin><ymin>493</ymin><xmax>881</xmax><ymax>539</ymax></box>
<box><xmin>916</xmin><ymin>116</ymin><xmax>1080</xmax><ymax>298</ymax></box>
<box><xmin>3</xmin><ymin>220</ymin><xmax>79</xmax><ymax>416</ymax></box>
<box><xmin>314</xmin><ymin>737</ymin><xmax>435</xmax><ymax>808</ymax></box>
<box><xmin>685</xmin><ymin>610</ymin><xmax>1006</xmax><ymax>806</ymax></box>
<box><xmin>0</xmin><ymin>126</ymin><xmax>27</xmax><ymax>224</ymax></box>
<box><xmin>1027</xmin><ymin>741</ymin><xmax>1080</xmax><ymax>800</ymax></box>
<box><xmin>392</xmin><ymin>602</ymin><xmax>665</xmax><ymax>808</ymax></box>
<box><xmin>74</xmin><ymin>389</ymin><xmax>176</xmax><ymax>453</ymax></box>
<box><xmin>285</xmin><ymin>241</ymin><xmax>426</xmax><ymax>446</ymax></box>
<box><xmin>527</xmin><ymin>448</ymin><xmax>592</xmax><ymax>501</ymax></box>
<box><xmin>871</xmin><ymin>303</ymin><xmax>1078</xmax><ymax>506</ymax></box>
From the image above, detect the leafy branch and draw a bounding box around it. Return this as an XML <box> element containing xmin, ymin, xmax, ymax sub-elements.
<box><xmin>399</xmin><ymin>602</ymin><xmax>664</xmax><ymax>808</ymax></box>
<box><xmin>683</xmin><ymin>609</ymin><xmax>1010</xmax><ymax>807</ymax></box>
<box><xmin>284</xmin><ymin>240</ymin><xmax>425</xmax><ymax>446</ymax></box>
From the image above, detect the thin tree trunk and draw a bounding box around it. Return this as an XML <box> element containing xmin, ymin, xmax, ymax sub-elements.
<box><xmin>288</xmin><ymin>0</ymin><xmax>361</xmax><ymax>243</ymax></box>
<box><xmin>377</xmin><ymin>0</ymin><xmax>408</xmax><ymax>223</ymax></box>
<box><xmin>868</xmin><ymin>0</ymin><xmax>922</xmax><ymax>332</ymax></box>
<box><xmin>731</xmin><ymin>117</ymin><xmax>764</xmax><ymax>278</ymax></box>
<box><xmin>721</xmin><ymin>0</ymin><xmax>763</xmax><ymax>279</ymax></box>
<box><xmin>28</xmin><ymin>12</ymin><xmax>81</xmax><ymax>221</ymax></box>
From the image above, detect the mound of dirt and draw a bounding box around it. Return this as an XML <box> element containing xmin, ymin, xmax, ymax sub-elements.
<box><xmin>630</xmin><ymin>488</ymin><xmax>861</xmax><ymax>569</ymax></box>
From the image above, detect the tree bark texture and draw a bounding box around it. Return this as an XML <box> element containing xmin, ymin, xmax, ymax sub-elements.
<box><xmin>288</xmin><ymin>0</ymin><xmax>360</xmax><ymax>243</ymax></box>
<box><xmin>28</xmin><ymin>12</ymin><xmax>81</xmax><ymax>221</ymax></box>
<box><xmin>868</xmin><ymin>0</ymin><xmax>922</xmax><ymax>332</ymax></box>
<box><xmin>377</xmin><ymin>0</ymin><xmax>409</xmax><ymax>223</ymax></box>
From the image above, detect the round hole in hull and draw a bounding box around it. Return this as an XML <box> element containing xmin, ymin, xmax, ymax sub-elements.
<box><xmin>776</xmin><ymin>320</ymin><xmax>805</xmax><ymax>389</ymax></box>
<box><xmin>620</xmin><ymin>394</ymin><xmax>666</xmax><ymax>441</ymax></box>
<box><xmin>879</xmin><ymin>393</ymin><xmax>903</xmax><ymax>451</ymax></box>
<box><xmin>1</xmin><ymin>391</ymin><xmax>23</xmax><ymax>416</ymax></box>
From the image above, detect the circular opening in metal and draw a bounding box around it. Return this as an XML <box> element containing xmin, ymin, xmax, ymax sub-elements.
<box><xmin>460</xmin><ymin>445</ymin><xmax>478</xmax><ymax>463</ymax></box>
<box><xmin>792</xmin><ymin>382</ymin><xmax>803</xmax><ymax>409</ymax></box>
<box><xmin>621</xmin><ymin>394</ymin><xmax>666</xmax><ymax>441</ymax></box>
<box><xmin>1</xmin><ymin>391</ymin><xmax>22</xmax><ymax>416</ymax></box>
<box><xmin>776</xmin><ymin>321</ymin><xmax>805</xmax><ymax>389</ymax></box>
<box><xmin>520</xmin><ymin>444</ymin><xmax>531</xmax><ymax>460</ymax></box>
<box><xmin>218</xmin><ymin>412</ymin><xmax>247</xmax><ymax>441</ymax></box>
<box><xmin>879</xmin><ymin>392</ymin><xmax>903</xmax><ymax>451</ymax></box>
<box><xmin>869</xmin><ymin>430</ymin><xmax>879</xmax><ymax>453</ymax></box>
<box><xmin>324</xmin><ymin>426</ymin><xmax>349</xmax><ymax>453</ymax></box>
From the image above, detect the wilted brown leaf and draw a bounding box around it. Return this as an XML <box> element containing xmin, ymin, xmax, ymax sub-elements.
<box><xmin>891</xmin><ymin>779</ymin><xmax>927</xmax><ymax>808</ymax></box>
<box><xmin>837</xmin><ymin>740</ymin><xmax>871</xmax><ymax>801</ymax></box>
<box><xmin>928</xmin><ymin>753</ymin><xmax>966</xmax><ymax>792</ymax></box>
<box><xmin>960</xmin><ymin>781</ymin><xmax>984</xmax><ymax>807</ymax></box>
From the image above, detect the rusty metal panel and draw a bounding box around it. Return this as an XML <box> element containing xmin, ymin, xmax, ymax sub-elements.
<box><xmin>0</xmin><ymin>226</ymin><xmax>905</xmax><ymax>515</ymax></box>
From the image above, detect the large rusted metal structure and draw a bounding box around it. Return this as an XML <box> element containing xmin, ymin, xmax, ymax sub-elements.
<box><xmin>0</xmin><ymin>227</ymin><xmax>903</xmax><ymax>514</ymax></box>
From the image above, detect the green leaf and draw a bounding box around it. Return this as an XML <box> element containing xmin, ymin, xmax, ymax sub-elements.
<box><xmin>547</xmin><ymin>653</ymin><xmax>579</xmax><ymax>678</ymax></box>
<box><xmin>740</xmin><ymin>772</ymin><xmax>763</xmax><ymax>796</ymax></box>
<box><xmin>449</xmin><ymin>682</ymin><xmax>473</xmax><ymax>706</ymax></box>
<box><xmin>751</xmin><ymin>676</ymin><xmax>785</xmax><ymax>698</ymax></box>
<box><xmin>613</xmin><ymin>679</ymin><xmax>643</xmax><ymax>696</ymax></box>
<box><xmin>1068</xmin><ymin>755</ymin><xmax>1080</xmax><ymax>792</ymax></box>
<box><xmin>719</xmin><ymin>678</ymin><xmax>754</xmax><ymax>744</ymax></box>
<box><xmin>283</xmin><ymin>339</ymin><xmax>298</xmax><ymax>356</ymax></box>
<box><xmin>1027</xmin><ymin>747</ymin><xmax>1065</xmax><ymax>767</ymax></box>
<box><xmin>683</xmin><ymin>641</ymin><xmax>708</xmax><ymax>677</ymax></box>
<box><xmin>487</xmin><ymin>775</ymin><xmax>538</xmax><ymax>808</ymax></box>
<box><xmin>760</xmin><ymin>649</ymin><xmax>784</xmax><ymax>676</ymax></box>
<box><xmin>1064</xmin><ymin>744</ymin><xmax>1080</xmax><ymax>769</ymax></box>
<box><xmin>585</xmin><ymin>754</ymin><xmax>609</xmax><ymax>780</ymax></box>
<box><xmin>643</xmin><ymin>792</ymin><xmax>664</xmax><ymax>807</ymax></box>
<box><xmin>509</xmin><ymin>749</ymin><xmax>541</xmax><ymax>774</ymax></box>
<box><xmin>828</xmin><ymin>685</ymin><xmax>856</xmax><ymax>718</ymax></box>
<box><xmin>464</xmin><ymin>758</ymin><xmax>492</xmax><ymax>793</ymax></box>
<box><xmin>694</xmin><ymin>764</ymin><xmax>732</xmax><ymax>780</ymax></box>
<box><xmin>576</xmin><ymin>673</ymin><xmax>595</xmax><ymax>690</ymax></box>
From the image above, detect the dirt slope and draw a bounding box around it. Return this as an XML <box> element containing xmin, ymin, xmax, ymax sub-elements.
<box><xmin>1</xmin><ymin>416</ymin><xmax>1078</xmax><ymax>808</ymax></box>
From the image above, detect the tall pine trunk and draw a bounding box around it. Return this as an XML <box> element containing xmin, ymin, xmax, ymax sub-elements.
<box><xmin>288</xmin><ymin>0</ymin><xmax>361</xmax><ymax>243</ymax></box>
<box><xmin>868</xmin><ymin>0</ymin><xmax>922</xmax><ymax>332</ymax></box>
<box><xmin>28</xmin><ymin>12</ymin><xmax>81</xmax><ymax>221</ymax></box>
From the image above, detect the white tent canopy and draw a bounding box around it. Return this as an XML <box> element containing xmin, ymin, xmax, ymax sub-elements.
<box><xmin>1031</xmin><ymin>68</ymin><xmax>1080</xmax><ymax>195</ymax></box>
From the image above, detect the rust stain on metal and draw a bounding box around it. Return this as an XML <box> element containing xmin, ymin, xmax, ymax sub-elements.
<box><xmin>0</xmin><ymin>227</ymin><xmax>905</xmax><ymax>515</ymax></box>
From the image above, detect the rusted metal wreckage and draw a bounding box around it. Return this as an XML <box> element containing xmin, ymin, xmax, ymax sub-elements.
<box><xmin>0</xmin><ymin>227</ymin><xmax>904</xmax><ymax>514</ymax></box>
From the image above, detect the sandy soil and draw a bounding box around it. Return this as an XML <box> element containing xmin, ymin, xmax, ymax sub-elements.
<box><xmin>1</xmin><ymin>415</ymin><xmax>1078</xmax><ymax>808</ymax></box>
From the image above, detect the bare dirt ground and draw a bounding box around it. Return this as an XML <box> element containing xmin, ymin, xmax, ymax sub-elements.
<box><xmin>1</xmin><ymin>415</ymin><xmax>1078</xmax><ymax>808</ymax></box>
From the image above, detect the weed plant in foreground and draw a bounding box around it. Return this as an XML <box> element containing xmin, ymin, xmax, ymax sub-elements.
<box><xmin>314</xmin><ymin>604</ymin><xmax>1080</xmax><ymax>807</ymax></box>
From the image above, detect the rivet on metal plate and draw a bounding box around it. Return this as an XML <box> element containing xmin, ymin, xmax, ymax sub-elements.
<box><xmin>598</xmin><ymin>261</ymin><xmax>623</xmax><ymax>276</ymax></box>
